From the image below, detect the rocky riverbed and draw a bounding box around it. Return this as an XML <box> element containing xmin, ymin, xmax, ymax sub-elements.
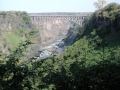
<box><xmin>37</xmin><ymin>33</ymin><xmax>77</xmax><ymax>59</ymax></box>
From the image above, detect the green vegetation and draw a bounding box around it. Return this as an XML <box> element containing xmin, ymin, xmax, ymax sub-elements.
<box><xmin>0</xmin><ymin>11</ymin><xmax>39</xmax><ymax>54</ymax></box>
<box><xmin>3</xmin><ymin>33</ymin><xmax>22</xmax><ymax>50</ymax></box>
<box><xmin>21</xmin><ymin>11</ymin><xmax>30</xmax><ymax>24</ymax></box>
<box><xmin>0</xmin><ymin>2</ymin><xmax>120</xmax><ymax>90</ymax></box>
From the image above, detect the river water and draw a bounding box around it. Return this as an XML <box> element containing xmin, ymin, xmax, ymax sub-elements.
<box><xmin>38</xmin><ymin>33</ymin><xmax>76</xmax><ymax>59</ymax></box>
<box><xmin>38</xmin><ymin>39</ymin><xmax>65</xmax><ymax>59</ymax></box>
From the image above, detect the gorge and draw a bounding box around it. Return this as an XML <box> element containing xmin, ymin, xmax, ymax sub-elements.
<box><xmin>1</xmin><ymin>2</ymin><xmax>120</xmax><ymax>90</ymax></box>
<box><xmin>28</xmin><ymin>13</ymin><xmax>91</xmax><ymax>59</ymax></box>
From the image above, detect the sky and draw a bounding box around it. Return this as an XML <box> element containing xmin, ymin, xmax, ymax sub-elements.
<box><xmin>0</xmin><ymin>0</ymin><xmax>120</xmax><ymax>13</ymax></box>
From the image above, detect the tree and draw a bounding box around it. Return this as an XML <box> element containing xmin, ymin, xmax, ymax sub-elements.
<box><xmin>94</xmin><ymin>0</ymin><xmax>107</xmax><ymax>9</ymax></box>
<box><xmin>0</xmin><ymin>40</ymin><xmax>32</xmax><ymax>90</ymax></box>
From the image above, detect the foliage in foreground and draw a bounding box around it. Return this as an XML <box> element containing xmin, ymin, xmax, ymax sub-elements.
<box><xmin>0</xmin><ymin>2</ymin><xmax>120</xmax><ymax>90</ymax></box>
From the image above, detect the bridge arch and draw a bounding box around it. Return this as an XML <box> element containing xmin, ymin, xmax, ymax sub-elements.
<box><xmin>29</xmin><ymin>13</ymin><xmax>92</xmax><ymax>27</ymax></box>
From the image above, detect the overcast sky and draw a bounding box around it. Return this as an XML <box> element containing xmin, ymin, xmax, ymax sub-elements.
<box><xmin>0</xmin><ymin>0</ymin><xmax>120</xmax><ymax>13</ymax></box>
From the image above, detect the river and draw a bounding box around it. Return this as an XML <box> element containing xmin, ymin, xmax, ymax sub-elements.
<box><xmin>37</xmin><ymin>33</ymin><xmax>76</xmax><ymax>60</ymax></box>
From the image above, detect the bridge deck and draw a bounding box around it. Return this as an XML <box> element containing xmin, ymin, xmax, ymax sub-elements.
<box><xmin>29</xmin><ymin>12</ymin><xmax>92</xmax><ymax>26</ymax></box>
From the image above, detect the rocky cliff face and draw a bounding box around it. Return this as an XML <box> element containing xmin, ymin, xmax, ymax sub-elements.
<box><xmin>0</xmin><ymin>11</ymin><xmax>40</xmax><ymax>55</ymax></box>
<box><xmin>0</xmin><ymin>11</ymin><xmax>80</xmax><ymax>59</ymax></box>
<box><xmin>0</xmin><ymin>11</ymin><xmax>31</xmax><ymax>32</ymax></box>
<box><xmin>38</xmin><ymin>19</ymin><xmax>79</xmax><ymax>46</ymax></box>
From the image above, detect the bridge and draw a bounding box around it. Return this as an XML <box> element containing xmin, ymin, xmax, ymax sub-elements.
<box><xmin>29</xmin><ymin>12</ymin><xmax>92</xmax><ymax>26</ymax></box>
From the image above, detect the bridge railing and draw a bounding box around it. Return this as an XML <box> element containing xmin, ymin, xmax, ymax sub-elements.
<box><xmin>29</xmin><ymin>12</ymin><xmax>92</xmax><ymax>26</ymax></box>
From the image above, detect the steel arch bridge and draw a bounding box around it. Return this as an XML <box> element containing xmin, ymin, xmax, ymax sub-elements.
<box><xmin>29</xmin><ymin>12</ymin><xmax>92</xmax><ymax>27</ymax></box>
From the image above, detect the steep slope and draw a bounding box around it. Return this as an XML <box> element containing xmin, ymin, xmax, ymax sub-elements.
<box><xmin>39</xmin><ymin>19</ymin><xmax>79</xmax><ymax>46</ymax></box>
<box><xmin>1</xmin><ymin>3</ymin><xmax>120</xmax><ymax>90</ymax></box>
<box><xmin>31</xmin><ymin>2</ymin><xmax>120</xmax><ymax>89</ymax></box>
<box><xmin>0</xmin><ymin>11</ymin><xmax>41</xmax><ymax>56</ymax></box>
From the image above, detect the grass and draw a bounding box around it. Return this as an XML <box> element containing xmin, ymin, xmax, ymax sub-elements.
<box><xmin>3</xmin><ymin>33</ymin><xmax>23</xmax><ymax>50</ymax></box>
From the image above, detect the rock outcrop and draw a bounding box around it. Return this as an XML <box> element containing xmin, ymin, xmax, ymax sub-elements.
<box><xmin>38</xmin><ymin>19</ymin><xmax>79</xmax><ymax>46</ymax></box>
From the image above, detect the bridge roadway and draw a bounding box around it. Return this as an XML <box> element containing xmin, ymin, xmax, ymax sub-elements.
<box><xmin>29</xmin><ymin>12</ymin><xmax>92</xmax><ymax>26</ymax></box>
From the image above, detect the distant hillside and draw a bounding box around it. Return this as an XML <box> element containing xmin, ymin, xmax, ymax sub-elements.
<box><xmin>35</xmin><ymin>19</ymin><xmax>79</xmax><ymax>46</ymax></box>
<box><xmin>0</xmin><ymin>11</ymin><xmax>41</xmax><ymax>56</ymax></box>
